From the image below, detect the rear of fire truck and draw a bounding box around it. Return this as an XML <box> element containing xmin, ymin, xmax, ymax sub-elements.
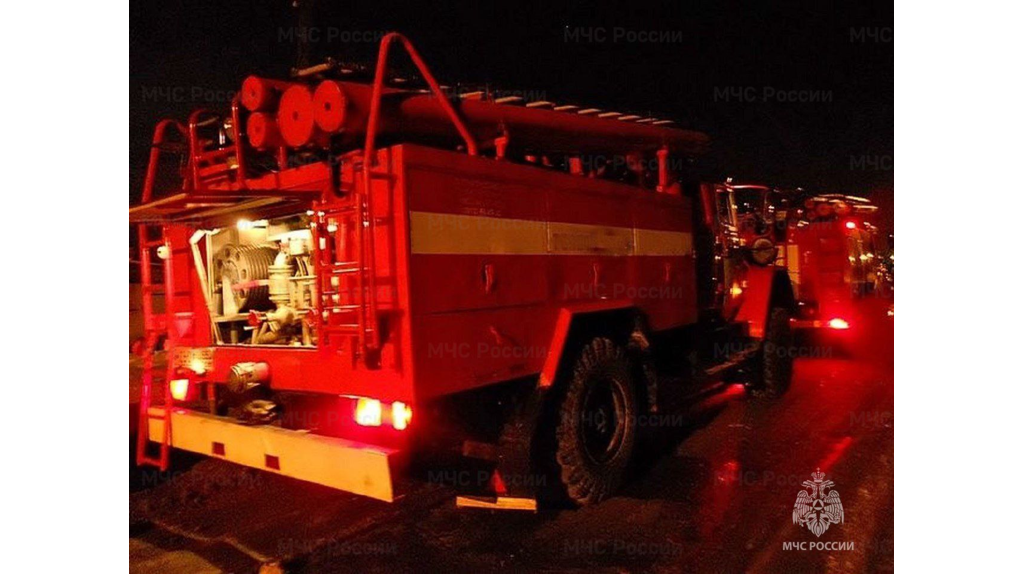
<box><xmin>779</xmin><ymin>193</ymin><xmax>884</xmax><ymax>335</ymax></box>
<box><xmin>130</xmin><ymin>33</ymin><xmax>796</xmax><ymax>507</ymax></box>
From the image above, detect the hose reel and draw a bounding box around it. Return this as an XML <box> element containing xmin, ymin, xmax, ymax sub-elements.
<box><xmin>214</xmin><ymin>244</ymin><xmax>278</xmax><ymax>312</ymax></box>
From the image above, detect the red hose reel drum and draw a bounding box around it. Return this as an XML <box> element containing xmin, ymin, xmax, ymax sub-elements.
<box><xmin>277</xmin><ymin>85</ymin><xmax>321</xmax><ymax>147</ymax></box>
<box><xmin>246</xmin><ymin>112</ymin><xmax>283</xmax><ymax>149</ymax></box>
<box><xmin>240</xmin><ymin>76</ymin><xmax>293</xmax><ymax>112</ymax></box>
<box><xmin>312</xmin><ymin>80</ymin><xmax>350</xmax><ymax>133</ymax></box>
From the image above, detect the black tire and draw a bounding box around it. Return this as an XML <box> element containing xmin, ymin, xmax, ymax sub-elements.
<box><xmin>752</xmin><ymin>307</ymin><xmax>794</xmax><ymax>398</ymax></box>
<box><xmin>554</xmin><ymin>337</ymin><xmax>639</xmax><ymax>505</ymax></box>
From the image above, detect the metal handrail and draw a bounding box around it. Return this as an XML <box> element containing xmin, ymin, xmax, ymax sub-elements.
<box><xmin>187</xmin><ymin>108</ymin><xmax>222</xmax><ymax>190</ymax></box>
<box><xmin>141</xmin><ymin>119</ymin><xmax>188</xmax><ymax>204</ymax></box>
<box><xmin>230</xmin><ymin>95</ymin><xmax>248</xmax><ymax>187</ymax></box>
<box><xmin>357</xmin><ymin>32</ymin><xmax>479</xmax><ymax>352</ymax></box>
<box><xmin>363</xmin><ymin>32</ymin><xmax>478</xmax><ymax>164</ymax></box>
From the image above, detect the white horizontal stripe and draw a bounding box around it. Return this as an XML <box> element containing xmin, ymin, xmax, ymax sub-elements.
<box><xmin>409</xmin><ymin>211</ymin><xmax>692</xmax><ymax>256</ymax></box>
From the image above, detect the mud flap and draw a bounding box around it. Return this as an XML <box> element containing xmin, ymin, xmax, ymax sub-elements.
<box><xmin>457</xmin><ymin>387</ymin><xmax>550</xmax><ymax>510</ymax></box>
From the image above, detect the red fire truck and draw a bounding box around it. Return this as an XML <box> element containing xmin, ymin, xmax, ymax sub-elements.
<box><xmin>707</xmin><ymin>183</ymin><xmax>886</xmax><ymax>334</ymax></box>
<box><xmin>779</xmin><ymin>194</ymin><xmax>884</xmax><ymax>333</ymax></box>
<box><xmin>131</xmin><ymin>33</ymin><xmax>796</xmax><ymax>508</ymax></box>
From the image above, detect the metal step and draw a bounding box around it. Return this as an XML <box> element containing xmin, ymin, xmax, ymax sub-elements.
<box><xmin>331</xmin><ymin>267</ymin><xmax>362</xmax><ymax>275</ymax></box>
<box><xmin>703</xmin><ymin>345</ymin><xmax>760</xmax><ymax>378</ymax></box>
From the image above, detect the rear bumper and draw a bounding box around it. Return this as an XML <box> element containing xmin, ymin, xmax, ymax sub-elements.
<box><xmin>147</xmin><ymin>407</ymin><xmax>401</xmax><ymax>502</ymax></box>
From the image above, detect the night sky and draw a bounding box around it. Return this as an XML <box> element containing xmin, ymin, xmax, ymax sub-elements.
<box><xmin>130</xmin><ymin>0</ymin><xmax>893</xmax><ymax>229</ymax></box>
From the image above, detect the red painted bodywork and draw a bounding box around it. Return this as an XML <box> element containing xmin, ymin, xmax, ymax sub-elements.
<box><xmin>131</xmin><ymin>33</ymin><xmax>772</xmax><ymax>427</ymax></box>
<box><xmin>733</xmin><ymin>266</ymin><xmax>776</xmax><ymax>339</ymax></box>
<box><xmin>148</xmin><ymin>143</ymin><xmax>699</xmax><ymax>403</ymax></box>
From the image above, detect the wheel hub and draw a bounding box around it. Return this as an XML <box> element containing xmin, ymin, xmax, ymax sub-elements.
<box><xmin>581</xmin><ymin>377</ymin><xmax>626</xmax><ymax>465</ymax></box>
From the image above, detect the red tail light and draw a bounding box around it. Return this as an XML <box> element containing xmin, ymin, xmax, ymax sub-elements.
<box><xmin>827</xmin><ymin>318</ymin><xmax>850</xmax><ymax>330</ymax></box>
<box><xmin>169</xmin><ymin>378</ymin><xmax>190</xmax><ymax>401</ymax></box>
<box><xmin>391</xmin><ymin>402</ymin><xmax>413</xmax><ymax>431</ymax></box>
<box><xmin>352</xmin><ymin>397</ymin><xmax>413</xmax><ymax>430</ymax></box>
<box><xmin>355</xmin><ymin>398</ymin><xmax>382</xmax><ymax>427</ymax></box>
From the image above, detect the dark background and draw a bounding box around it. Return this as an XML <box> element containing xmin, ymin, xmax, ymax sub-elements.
<box><xmin>130</xmin><ymin>0</ymin><xmax>893</xmax><ymax>231</ymax></box>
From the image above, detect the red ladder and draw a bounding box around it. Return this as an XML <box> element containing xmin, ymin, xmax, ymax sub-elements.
<box><xmin>135</xmin><ymin>224</ymin><xmax>195</xmax><ymax>470</ymax></box>
<box><xmin>314</xmin><ymin>174</ymin><xmax>382</xmax><ymax>356</ymax></box>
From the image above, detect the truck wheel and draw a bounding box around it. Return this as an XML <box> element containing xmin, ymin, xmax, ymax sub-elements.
<box><xmin>554</xmin><ymin>337</ymin><xmax>638</xmax><ymax>505</ymax></box>
<box><xmin>753</xmin><ymin>307</ymin><xmax>794</xmax><ymax>398</ymax></box>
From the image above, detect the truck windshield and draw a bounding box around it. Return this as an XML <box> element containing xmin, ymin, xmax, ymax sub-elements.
<box><xmin>733</xmin><ymin>188</ymin><xmax>767</xmax><ymax>216</ymax></box>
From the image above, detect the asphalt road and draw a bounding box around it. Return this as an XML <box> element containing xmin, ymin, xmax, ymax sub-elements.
<box><xmin>129</xmin><ymin>299</ymin><xmax>893</xmax><ymax>574</ymax></box>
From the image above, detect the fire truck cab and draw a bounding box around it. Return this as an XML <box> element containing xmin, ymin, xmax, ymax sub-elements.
<box><xmin>130</xmin><ymin>33</ymin><xmax>796</xmax><ymax>508</ymax></box>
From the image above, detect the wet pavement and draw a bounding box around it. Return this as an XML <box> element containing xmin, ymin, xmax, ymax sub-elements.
<box><xmin>130</xmin><ymin>299</ymin><xmax>893</xmax><ymax>573</ymax></box>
